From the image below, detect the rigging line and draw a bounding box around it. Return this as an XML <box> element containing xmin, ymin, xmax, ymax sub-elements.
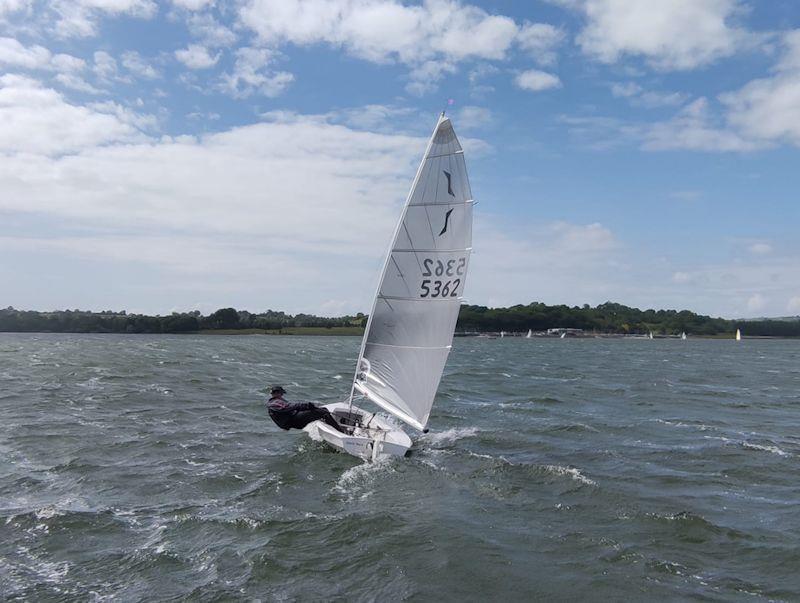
<box><xmin>389</xmin><ymin>255</ymin><xmax>413</xmax><ymax>297</ymax></box>
<box><xmin>401</xmin><ymin>221</ymin><xmax>423</xmax><ymax>274</ymax></box>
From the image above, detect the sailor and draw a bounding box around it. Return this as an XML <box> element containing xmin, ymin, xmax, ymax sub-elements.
<box><xmin>266</xmin><ymin>386</ymin><xmax>346</xmax><ymax>433</ymax></box>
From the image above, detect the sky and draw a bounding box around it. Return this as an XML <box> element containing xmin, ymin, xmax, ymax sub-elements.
<box><xmin>1</xmin><ymin>0</ymin><xmax>799</xmax><ymax>318</ymax></box>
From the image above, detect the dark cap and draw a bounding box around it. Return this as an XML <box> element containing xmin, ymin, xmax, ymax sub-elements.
<box><xmin>270</xmin><ymin>385</ymin><xmax>286</xmax><ymax>396</ymax></box>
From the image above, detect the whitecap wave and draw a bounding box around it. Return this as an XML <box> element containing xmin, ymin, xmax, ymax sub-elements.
<box><xmin>422</xmin><ymin>427</ymin><xmax>479</xmax><ymax>445</ymax></box>
<box><xmin>742</xmin><ymin>442</ymin><xmax>789</xmax><ymax>457</ymax></box>
<box><xmin>332</xmin><ymin>459</ymin><xmax>394</xmax><ymax>501</ymax></box>
<box><xmin>542</xmin><ymin>465</ymin><xmax>597</xmax><ymax>486</ymax></box>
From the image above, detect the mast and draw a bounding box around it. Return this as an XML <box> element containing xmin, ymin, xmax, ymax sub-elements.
<box><xmin>348</xmin><ymin>113</ymin><xmax>449</xmax><ymax>414</ymax></box>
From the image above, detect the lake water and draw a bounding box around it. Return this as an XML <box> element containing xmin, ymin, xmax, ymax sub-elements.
<box><xmin>1</xmin><ymin>333</ymin><xmax>799</xmax><ymax>601</ymax></box>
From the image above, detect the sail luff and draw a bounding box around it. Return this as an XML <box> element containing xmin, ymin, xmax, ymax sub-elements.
<box><xmin>348</xmin><ymin>114</ymin><xmax>449</xmax><ymax>410</ymax></box>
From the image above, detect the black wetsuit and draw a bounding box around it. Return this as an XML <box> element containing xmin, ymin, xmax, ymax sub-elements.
<box><xmin>267</xmin><ymin>396</ymin><xmax>346</xmax><ymax>433</ymax></box>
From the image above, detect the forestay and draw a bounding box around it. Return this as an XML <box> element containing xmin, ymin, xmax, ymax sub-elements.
<box><xmin>352</xmin><ymin>114</ymin><xmax>473</xmax><ymax>431</ymax></box>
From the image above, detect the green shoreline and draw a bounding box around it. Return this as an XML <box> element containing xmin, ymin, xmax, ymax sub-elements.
<box><xmin>3</xmin><ymin>303</ymin><xmax>800</xmax><ymax>337</ymax></box>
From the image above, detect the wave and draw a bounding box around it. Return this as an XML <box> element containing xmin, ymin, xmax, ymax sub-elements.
<box><xmin>332</xmin><ymin>459</ymin><xmax>395</xmax><ymax>501</ymax></box>
<box><xmin>541</xmin><ymin>465</ymin><xmax>597</xmax><ymax>486</ymax></box>
<box><xmin>742</xmin><ymin>442</ymin><xmax>789</xmax><ymax>457</ymax></box>
<box><xmin>703</xmin><ymin>435</ymin><xmax>790</xmax><ymax>457</ymax></box>
<box><xmin>421</xmin><ymin>427</ymin><xmax>479</xmax><ymax>445</ymax></box>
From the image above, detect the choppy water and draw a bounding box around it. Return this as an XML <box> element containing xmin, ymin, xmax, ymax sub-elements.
<box><xmin>1</xmin><ymin>334</ymin><xmax>800</xmax><ymax>601</ymax></box>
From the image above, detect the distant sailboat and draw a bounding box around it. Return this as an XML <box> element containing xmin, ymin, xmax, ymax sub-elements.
<box><xmin>681</xmin><ymin>332</ymin><xmax>687</xmax><ymax>340</ymax></box>
<box><xmin>736</xmin><ymin>328</ymin><xmax>742</xmax><ymax>341</ymax></box>
<box><xmin>526</xmin><ymin>329</ymin><xmax>532</xmax><ymax>339</ymax></box>
<box><xmin>560</xmin><ymin>332</ymin><xmax>566</xmax><ymax>339</ymax></box>
<box><xmin>500</xmin><ymin>331</ymin><xmax>506</xmax><ymax>338</ymax></box>
<box><xmin>648</xmin><ymin>331</ymin><xmax>654</xmax><ymax>340</ymax></box>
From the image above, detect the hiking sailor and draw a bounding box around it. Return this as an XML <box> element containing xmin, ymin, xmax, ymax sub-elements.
<box><xmin>266</xmin><ymin>386</ymin><xmax>346</xmax><ymax>433</ymax></box>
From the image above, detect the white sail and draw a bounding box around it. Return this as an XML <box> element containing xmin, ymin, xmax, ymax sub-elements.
<box><xmin>736</xmin><ymin>328</ymin><xmax>742</xmax><ymax>341</ymax></box>
<box><xmin>681</xmin><ymin>331</ymin><xmax>687</xmax><ymax>340</ymax></box>
<box><xmin>526</xmin><ymin>329</ymin><xmax>532</xmax><ymax>338</ymax></box>
<box><xmin>351</xmin><ymin>115</ymin><xmax>472</xmax><ymax>431</ymax></box>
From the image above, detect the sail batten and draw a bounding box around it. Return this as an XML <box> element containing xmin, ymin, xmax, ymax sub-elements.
<box><xmin>350</xmin><ymin>115</ymin><xmax>472</xmax><ymax>431</ymax></box>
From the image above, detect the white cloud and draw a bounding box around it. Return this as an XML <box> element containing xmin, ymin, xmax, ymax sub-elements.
<box><xmin>52</xmin><ymin>0</ymin><xmax>157</xmax><ymax>38</ymax></box>
<box><xmin>92</xmin><ymin>50</ymin><xmax>118</xmax><ymax>80</ymax></box>
<box><xmin>516</xmin><ymin>22</ymin><xmax>564</xmax><ymax>66</ymax></box>
<box><xmin>664</xmin><ymin>257</ymin><xmax>800</xmax><ymax>317</ymax></box>
<box><xmin>0</xmin><ymin>36</ymin><xmax>51</xmax><ymax>69</ymax></box>
<box><xmin>327</xmin><ymin>104</ymin><xmax>416</xmax><ymax>132</ymax></box>
<box><xmin>467</xmin><ymin>62</ymin><xmax>498</xmax><ymax>96</ymax></box>
<box><xmin>669</xmin><ymin>190</ymin><xmax>702</xmax><ymax>202</ymax></box>
<box><xmin>219</xmin><ymin>47</ymin><xmax>293</xmax><ymax>98</ymax></box>
<box><xmin>0</xmin><ymin>38</ymin><xmax>88</xmax><ymax>81</ymax></box>
<box><xmin>0</xmin><ymin>108</ymin><xmax>432</xmax><ymax>313</ymax></box>
<box><xmin>469</xmin><ymin>220</ymin><xmax>621</xmax><ymax>308</ymax></box>
<box><xmin>51</xmin><ymin>53</ymin><xmax>86</xmax><ymax>73</ymax></box>
<box><xmin>121</xmin><ymin>50</ymin><xmax>159</xmax><ymax>79</ymax></box>
<box><xmin>610</xmin><ymin>81</ymin><xmax>689</xmax><ymax>108</ymax></box>
<box><xmin>456</xmin><ymin>105</ymin><xmax>492</xmax><ymax>130</ymax></box>
<box><xmin>746</xmin><ymin>293</ymin><xmax>766</xmax><ymax>312</ymax></box>
<box><xmin>175</xmin><ymin>44</ymin><xmax>219</xmax><ymax>69</ymax></box>
<box><xmin>643</xmin><ymin>98</ymin><xmax>758</xmax><ymax>152</ymax></box>
<box><xmin>720</xmin><ymin>30</ymin><xmax>800</xmax><ymax>146</ymax></box>
<box><xmin>573</xmin><ymin>0</ymin><xmax>755</xmax><ymax>70</ymax></box>
<box><xmin>0</xmin><ymin>74</ymin><xmax>148</xmax><ymax>155</ymax></box>
<box><xmin>240</xmin><ymin>0</ymin><xmax>514</xmax><ymax>63</ymax></box>
<box><xmin>54</xmin><ymin>72</ymin><xmax>103</xmax><ymax>94</ymax></box>
<box><xmin>568</xmin><ymin>34</ymin><xmax>800</xmax><ymax>153</ymax></box>
<box><xmin>170</xmin><ymin>0</ymin><xmax>213</xmax><ymax>10</ymax></box>
<box><xmin>238</xmin><ymin>0</ymin><xmax>563</xmax><ymax>94</ymax></box>
<box><xmin>515</xmin><ymin>69</ymin><xmax>561</xmax><ymax>92</ymax></box>
<box><xmin>0</xmin><ymin>0</ymin><xmax>30</xmax><ymax>17</ymax></box>
<box><xmin>748</xmin><ymin>242</ymin><xmax>772</xmax><ymax>255</ymax></box>
<box><xmin>406</xmin><ymin>59</ymin><xmax>456</xmax><ymax>95</ymax></box>
<box><xmin>187</xmin><ymin>13</ymin><xmax>236</xmax><ymax>47</ymax></box>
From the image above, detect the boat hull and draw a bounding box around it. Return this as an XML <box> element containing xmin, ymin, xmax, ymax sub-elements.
<box><xmin>302</xmin><ymin>402</ymin><xmax>412</xmax><ymax>460</ymax></box>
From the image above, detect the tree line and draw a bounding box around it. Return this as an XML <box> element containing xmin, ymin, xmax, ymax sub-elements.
<box><xmin>1</xmin><ymin>303</ymin><xmax>798</xmax><ymax>336</ymax></box>
<box><xmin>458</xmin><ymin>302</ymin><xmax>800</xmax><ymax>336</ymax></box>
<box><xmin>0</xmin><ymin>307</ymin><xmax>365</xmax><ymax>334</ymax></box>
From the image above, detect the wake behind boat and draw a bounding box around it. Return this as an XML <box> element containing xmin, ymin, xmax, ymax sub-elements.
<box><xmin>304</xmin><ymin>112</ymin><xmax>474</xmax><ymax>460</ymax></box>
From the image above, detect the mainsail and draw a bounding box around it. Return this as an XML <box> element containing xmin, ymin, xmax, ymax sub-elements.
<box><xmin>350</xmin><ymin>114</ymin><xmax>472</xmax><ymax>431</ymax></box>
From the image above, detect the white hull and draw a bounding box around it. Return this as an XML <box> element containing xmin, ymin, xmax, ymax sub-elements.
<box><xmin>302</xmin><ymin>402</ymin><xmax>412</xmax><ymax>460</ymax></box>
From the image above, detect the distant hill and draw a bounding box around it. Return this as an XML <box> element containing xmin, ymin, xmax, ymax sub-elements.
<box><xmin>2</xmin><ymin>303</ymin><xmax>800</xmax><ymax>337</ymax></box>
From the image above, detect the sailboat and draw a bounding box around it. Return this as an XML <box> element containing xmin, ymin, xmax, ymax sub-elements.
<box><xmin>648</xmin><ymin>331</ymin><xmax>654</xmax><ymax>340</ymax></box>
<box><xmin>500</xmin><ymin>331</ymin><xmax>506</xmax><ymax>338</ymax></box>
<box><xmin>526</xmin><ymin>329</ymin><xmax>532</xmax><ymax>339</ymax></box>
<box><xmin>560</xmin><ymin>332</ymin><xmax>566</xmax><ymax>339</ymax></box>
<box><xmin>681</xmin><ymin>331</ymin><xmax>687</xmax><ymax>340</ymax></box>
<box><xmin>303</xmin><ymin>113</ymin><xmax>473</xmax><ymax>460</ymax></box>
<box><xmin>736</xmin><ymin>328</ymin><xmax>742</xmax><ymax>341</ymax></box>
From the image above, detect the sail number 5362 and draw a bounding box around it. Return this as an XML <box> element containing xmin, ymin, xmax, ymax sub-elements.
<box><xmin>420</xmin><ymin>257</ymin><xmax>465</xmax><ymax>298</ymax></box>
